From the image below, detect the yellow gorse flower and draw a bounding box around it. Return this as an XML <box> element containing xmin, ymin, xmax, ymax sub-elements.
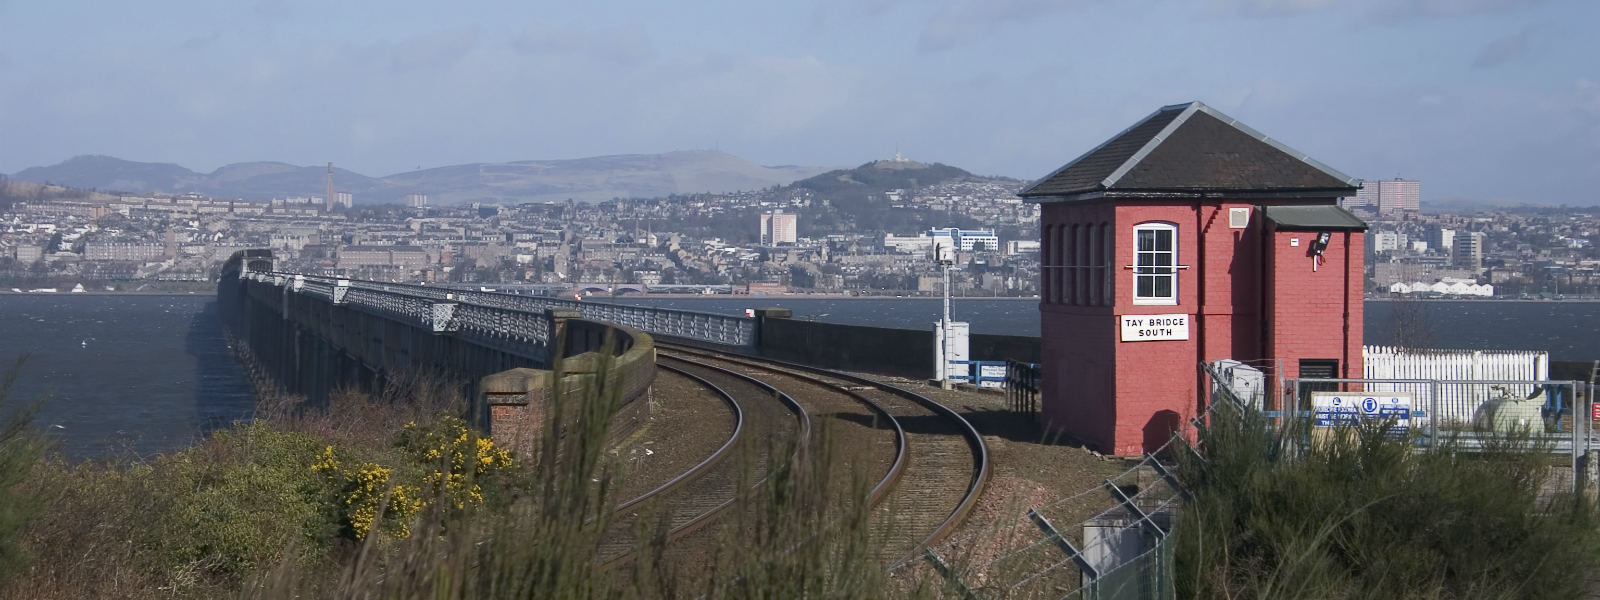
<box><xmin>313</xmin><ymin>416</ymin><xmax>515</xmax><ymax>540</ymax></box>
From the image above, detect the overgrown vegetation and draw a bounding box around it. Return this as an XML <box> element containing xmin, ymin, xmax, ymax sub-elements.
<box><xmin>10</xmin><ymin>338</ymin><xmax>1599</xmax><ymax>597</ymax></box>
<box><xmin>0</xmin><ymin>340</ymin><xmax>920</xmax><ymax>599</ymax></box>
<box><xmin>1176</xmin><ymin>403</ymin><xmax>1600</xmax><ymax>599</ymax></box>
<box><xmin>0</xmin><ymin>360</ymin><xmax>46</xmax><ymax>588</ymax></box>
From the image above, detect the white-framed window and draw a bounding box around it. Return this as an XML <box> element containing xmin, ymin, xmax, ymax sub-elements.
<box><xmin>1133</xmin><ymin>222</ymin><xmax>1177</xmax><ymax>304</ymax></box>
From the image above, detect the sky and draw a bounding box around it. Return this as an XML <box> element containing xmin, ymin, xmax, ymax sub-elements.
<box><xmin>1</xmin><ymin>0</ymin><xmax>1596</xmax><ymax>205</ymax></box>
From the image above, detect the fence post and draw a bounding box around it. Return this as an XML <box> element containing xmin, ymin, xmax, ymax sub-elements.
<box><xmin>1583</xmin><ymin>383</ymin><xmax>1597</xmax><ymax>503</ymax></box>
<box><xmin>1429</xmin><ymin>380</ymin><xmax>1440</xmax><ymax>450</ymax></box>
<box><xmin>922</xmin><ymin>549</ymin><xmax>980</xmax><ymax>600</ymax></box>
<box><xmin>1028</xmin><ymin>509</ymin><xmax>1100</xmax><ymax>587</ymax></box>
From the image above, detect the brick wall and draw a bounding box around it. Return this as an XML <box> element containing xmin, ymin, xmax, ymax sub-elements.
<box><xmin>1041</xmin><ymin>200</ymin><xmax>1363</xmax><ymax>455</ymax></box>
<box><xmin>1265</xmin><ymin>227</ymin><xmax>1364</xmax><ymax>382</ymax></box>
<box><xmin>483</xmin><ymin>319</ymin><xmax>656</xmax><ymax>459</ymax></box>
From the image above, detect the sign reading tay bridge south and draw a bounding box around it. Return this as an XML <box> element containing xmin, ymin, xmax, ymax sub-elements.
<box><xmin>1119</xmin><ymin>314</ymin><xmax>1190</xmax><ymax>342</ymax></box>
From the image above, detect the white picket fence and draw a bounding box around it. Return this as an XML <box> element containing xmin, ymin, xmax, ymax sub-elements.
<box><xmin>1362</xmin><ymin>345</ymin><xmax>1550</xmax><ymax>424</ymax></box>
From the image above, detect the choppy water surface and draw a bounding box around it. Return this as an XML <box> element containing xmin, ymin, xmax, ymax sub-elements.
<box><xmin>0</xmin><ymin>295</ymin><xmax>255</xmax><ymax>460</ymax></box>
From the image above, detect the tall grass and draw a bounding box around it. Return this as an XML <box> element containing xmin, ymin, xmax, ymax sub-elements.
<box><xmin>246</xmin><ymin>341</ymin><xmax>628</xmax><ymax>598</ymax></box>
<box><xmin>0</xmin><ymin>359</ymin><xmax>45</xmax><ymax>588</ymax></box>
<box><xmin>0</xmin><ymin>330</ymin><xmax>959</xmax><ymax>599</ymax></box>
<box><xmin>245</xmin><ymin>329</ymin><xmax>909</xmax><ymax>599</ymax></box>
<box><xmin>1176</xmin><ymin>402</ymin><xmax>1599</xmax><ymax>599</ymax></box>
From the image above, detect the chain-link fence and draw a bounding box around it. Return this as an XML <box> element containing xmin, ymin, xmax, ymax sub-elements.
<box><xmin>916</xmin><ymin>442</ymin><xmax>1185</xmax><ymax>600</ymax></box>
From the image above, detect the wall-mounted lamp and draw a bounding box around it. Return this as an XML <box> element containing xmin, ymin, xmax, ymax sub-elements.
<box><xmin>1310</xmin><ymin>231</ymin><xmax>1332</xmax><ymax>272</ymax></box>
<box><xmin>1311</xmin><ymin>231</ymin><xmax>1332</xmax><ymax>255</ymax></box>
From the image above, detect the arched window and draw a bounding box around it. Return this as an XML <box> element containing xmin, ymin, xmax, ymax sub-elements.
<box><xmin>1087</xmin><ymin>224</ymin><xmax>1101</xmax><ymax>306</ymax></box>
<box><xmin>1064</xmin><ymin>224</ymin><xmax>1078</xmax><ymax>304</ymax></box>
<box><xmin>1099</xmin><ymin>223</ymin><xmax>1112</xmax><ymax>306</ymax></box>
<box><xmin>1133</xmin><ymin>222</ymin><xmax>1177</xmax><ymax>304</ymax></box>
<box><xmin>1053</xmin><ymin>225</ymin><xmax>1066</xmax><ymax>304</ymax></box>
<box><xmin>1075</xmin><ymin>224</ymin><xmax>1090</xmax><ymax>305</ymax></box>
<box><xmin>1044</xmin><ymin>225</ymin><xmax>1057</xmax><ymax>304</ymax></box>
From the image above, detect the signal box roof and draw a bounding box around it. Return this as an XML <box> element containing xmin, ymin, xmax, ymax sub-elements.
<box><xmin>1260</xmin><ymin>204</ymin><xmax>1368</xmax><ymax>232</ymax></box>
<box><xmin>1020</xmin><ymin>101</ymin><xmax>1361</xmax><ymax>202</ymax></box>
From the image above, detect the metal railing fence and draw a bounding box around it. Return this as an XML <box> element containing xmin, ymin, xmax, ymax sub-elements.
<box><xmin>247</xmin><ymin>270</ymin><xmax>757</xmax><ymax>348</ymax></box>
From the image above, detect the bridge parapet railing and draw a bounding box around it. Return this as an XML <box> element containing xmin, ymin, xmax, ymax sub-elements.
<box><xmin>265</xmin><ymin>272</ymin><xmax>755</xmax><ymax>348</ymax></box>
<box><xmin>298</xmin><ymin>278</ymin><xmax>336</xmax><ymax>302</ymax></box>
<box><xmin>453</xmin><ymin>304</ymin><xmax>551</xmax><ymax>345</ymax></box>
<box><xmin>567</xmin><ymin>301</ymin><xmax>754</xmax><ymax>347</ymax></box>
<box><xmin>343</xmin><ymin>286</ymin><xmax>436</xmax><ymax>329</ymax></box>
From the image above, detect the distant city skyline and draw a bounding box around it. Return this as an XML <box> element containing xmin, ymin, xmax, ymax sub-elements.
<box><xmin>1</xmin><ymin>0</ymin><xmax>1596</xmax><ymax>204</ymax></box>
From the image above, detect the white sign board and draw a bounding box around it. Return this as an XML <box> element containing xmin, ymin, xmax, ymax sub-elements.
<box><xmin>978</xmin><ymin>363</ymin><xmax>1006</xmax><ymax>388</ymax></box>
<box><xmin>1312</xmin><ymin>393</ymin><xmax>1411</xmax><ymax>433</ymax></box>
<box><xmin>1119</xmin><ymin>314</ymin><xmax>1190</xmax><ymax>342</ymax></box>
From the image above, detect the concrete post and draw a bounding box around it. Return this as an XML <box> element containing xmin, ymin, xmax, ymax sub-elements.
<box><xmin>481</xmin><ymin>368</ymin><xmax>552</xmax><ymax>459</ymax></box>
<box><xmin>1585</xmin><ymin>449</ymin><xmax>1599</xmax><ymax>504</ymax></box>
<box><xmin>752</xmin><ymin>307</ymin><xmax>793</xmax><ymax>354</ymax></box>
<box><xmin>546</xmin><ymin>308</ymin><xmax>583</xmax><ymax>359</ymax></box>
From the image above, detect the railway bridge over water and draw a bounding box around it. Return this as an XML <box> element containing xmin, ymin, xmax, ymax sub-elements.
<box><xmin>218</xmin><ymin>249</ymin><xmax>755</xmax><ymax>440</ymax></box>
<box><xmin>217</xmin><ymin>249</ymin><xmax>998</xmax><ymax>569</ymax></box>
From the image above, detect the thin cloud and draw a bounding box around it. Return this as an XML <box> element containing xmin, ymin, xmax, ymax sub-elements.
<box><xmin>383</xmin><ymin>26</ymin><xmax>483</xmax><ymax>73</ymax></box>
<box><xmin>809</xmin><ymin>0</ymin><xmax>903</xmax><ymax>33</ymax></box>
<box><xmin>1211</xmin><ymin>0</ymin><xmax>1337</xmax><ymax>17</ymax></box>
<box><xmin>1382</xmin><ymin>0</ymin><xmax>1547</xmax><ymax>17</ymax></box>
<box><xmin>252</xmin><ymin>0</ymin><xmax>290</xmax><ymax>20</ymax></box>
<box><xmin>512</xmin><ymin>22</ymin><xmax>654</xmax><ymax>66</ymax></box>
<box><xmin>1215</xmin><ymin>0</ymin><xmax>1545</xmax><ymax>18</ymax></box>
<box><xmin>181</xmin><ymin>32</ymin><xmax>220</xmax><ymax>51</ymax></box>
<box><xmin>918</xmin><ymin>0</ymin><xmax>1087</xmax><ymax>52</ymax></box>
<box><xmin>1473</xmin><ymin>25</ymin><xmax>1539</xmax><ymax>69</ymax></box>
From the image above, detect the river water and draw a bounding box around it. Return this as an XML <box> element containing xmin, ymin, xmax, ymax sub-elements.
<box><xmin>0</xmin><ymin>295</ymin><xmax>256</xmax><ymax>461</ymax></box>
<box><xmin>0</xmin><ymin>294</ymin><xmax>1595</xmax><ymax>459</ymax></box>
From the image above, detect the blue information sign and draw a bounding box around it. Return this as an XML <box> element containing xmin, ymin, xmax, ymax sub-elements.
<box><xmin>1312</xmin><ymin>393</ymin><xmax>1412</xmax><ymax>433</ymax></box>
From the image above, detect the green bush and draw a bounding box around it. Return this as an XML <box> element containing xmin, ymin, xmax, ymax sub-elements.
<box><xmin>1176</xmin><ymin>404</ymin><xmax>1599</xmax><ymax>599</ymax></box>
<box><xmin>147</xmin><ymin>422</ymin><xmax>334</xmax><ymax>586</ymax></box>
<box><xmin>0</xmin><ymin>360</ymin><xmax>45</xmax><ymax>587</ymax></box>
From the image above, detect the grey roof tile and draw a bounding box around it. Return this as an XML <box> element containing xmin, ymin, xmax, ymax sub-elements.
<box><xmin>1260</xmin><ymin>204</ymin><xmax>1368</xmax><ymax>231</ymax></box>
<box><xmin>1020</xmin><ymin>102</ymin><xmax>1360</xmax><ymax>201</ymax></box>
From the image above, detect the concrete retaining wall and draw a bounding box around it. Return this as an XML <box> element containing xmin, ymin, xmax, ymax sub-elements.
<box><xmin>483</xmin><ymin>318</ymin><xmax>656</xmax><ymax>458</ymax></box>
<box><xmin>753</xmin><ymin>311</ymin><xmax>1041</xmax><ymax>380</ymax></box>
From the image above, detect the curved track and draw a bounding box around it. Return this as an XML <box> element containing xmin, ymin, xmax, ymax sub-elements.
<box><xmin>657</xmin><ymin>344</ymin><xmax>990</xmax><ymax>567</ymax></box>
<box><xmin>597</xmin><ymin>357</ymin><xmax>810</xmax><ymax>565</ymax></box>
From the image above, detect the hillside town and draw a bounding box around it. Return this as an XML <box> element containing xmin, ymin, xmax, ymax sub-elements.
<box><xmin>1</xmin><ymin>170</ymin><xmax>1597</xmax><ymax>298</ymax></box>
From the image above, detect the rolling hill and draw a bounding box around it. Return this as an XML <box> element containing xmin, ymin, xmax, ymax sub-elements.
<box><xmin>8</xmin><ymin>151</ymin><xmax>833</xmax><ymax>205</ymax></box>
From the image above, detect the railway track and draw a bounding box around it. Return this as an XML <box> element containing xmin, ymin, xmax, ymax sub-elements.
<box><xmin>596</xmin><ymin>358</ymin><xmax>810</xmax><ymax>565</ymax></box>
<box><xmin>656</xmin><ymin>344</ymin><xmax>990</xmax><ymax>567</ymax></box>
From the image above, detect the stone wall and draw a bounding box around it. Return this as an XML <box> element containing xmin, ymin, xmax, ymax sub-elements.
<box><xmin>483</xmin><ymin>318</ymin><xmax>655</xmax><ymax>458</ymax></box>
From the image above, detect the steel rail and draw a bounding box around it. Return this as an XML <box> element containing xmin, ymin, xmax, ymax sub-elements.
<box><xmin>598</xmin><ymin>353</ymin><xmax>811</xmax><ymax>568</ymax></box>
<box><xmin>658</xmin><ymin>346</ymin><xmax>908</xmax><ymax>511</ymax></box>
<box><xmin>658</xmin><ymin>343</ymin><xmax>990</xmax><ymax>568</ymax></box>
<box><xmin>613</xmin><ymin>363</ymin><xmax>745</xmax><ymax>514</ymax></box>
